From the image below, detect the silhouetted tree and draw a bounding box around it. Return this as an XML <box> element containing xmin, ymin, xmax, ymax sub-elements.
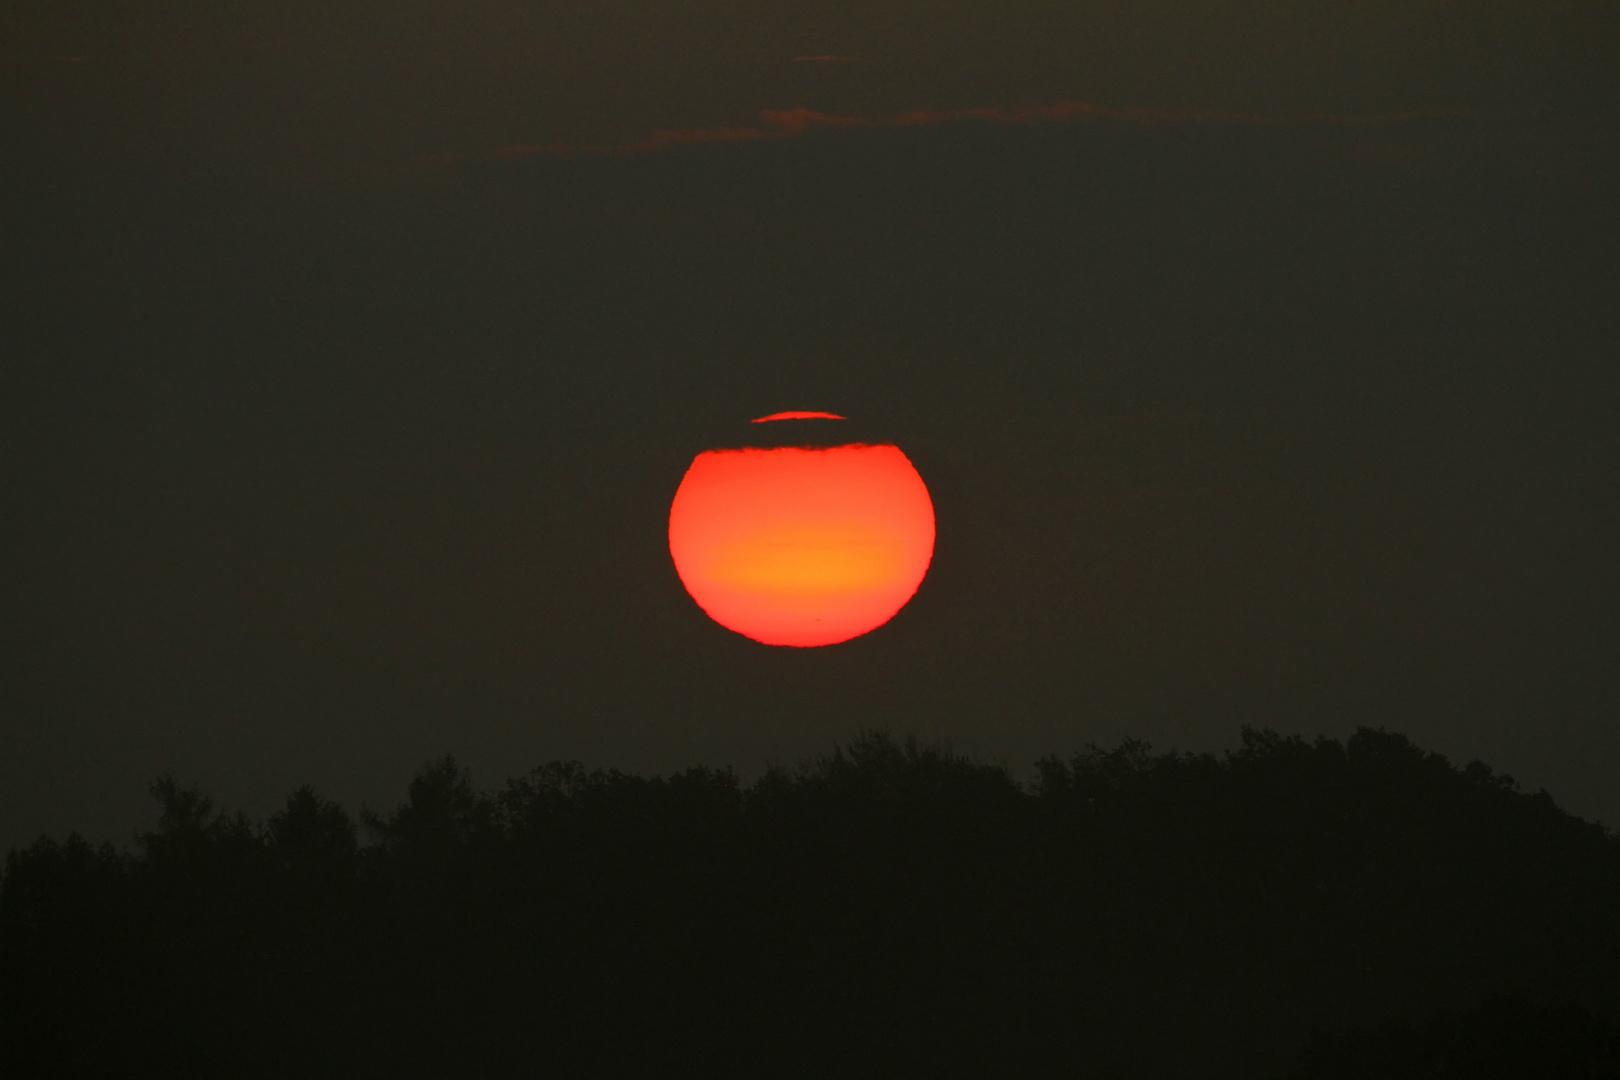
<box><xmin>1287</xmin><ymin>995</ymin><xmax>1620</xmax><ymax>1079</ymax></box>
<box><xmin>3</xmin><ymin>729</ymin><xmax>1617</xmax><ymax>1079</ymax></box>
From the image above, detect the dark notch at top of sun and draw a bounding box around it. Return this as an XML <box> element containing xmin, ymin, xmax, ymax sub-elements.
<box><xmin>724</xmin><ymin>410</ymin><xmax>898</xmax><ymax>451</ymax></box>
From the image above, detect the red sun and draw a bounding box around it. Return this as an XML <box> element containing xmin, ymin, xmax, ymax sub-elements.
<box><xmin>668</xmin><ymin>423</ymin><xmax>935</xmax><ymax>647</ymax></box>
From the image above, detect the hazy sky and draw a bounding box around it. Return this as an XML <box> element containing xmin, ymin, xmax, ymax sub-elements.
<box><xmin>6</xmin><ymin>0</ymin><xmax>1616</xmax><ymax>171</ymax></box>
<box><xmin>2</xmin><ymin>1</ymin><xmax>1617</xmax><ymax>852</ymax></box>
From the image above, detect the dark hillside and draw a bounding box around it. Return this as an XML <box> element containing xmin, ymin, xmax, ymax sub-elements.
<box><xmin>4</xmin><ymin>728</ymin><xmax>1617</xmax><ymax>1078</ymax></box>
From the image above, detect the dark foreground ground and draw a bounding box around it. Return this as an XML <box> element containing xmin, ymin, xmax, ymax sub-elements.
<box><xmin>4</xmin><ymin>728</ymin><xmax>1619</xmax><ymax>1078</ymax></box>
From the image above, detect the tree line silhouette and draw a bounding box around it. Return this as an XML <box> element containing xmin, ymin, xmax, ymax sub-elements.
<box><xmin>4</xmin><ymin>728</ymin><xmax>1618</xmax><ymax>1078</ymax></box>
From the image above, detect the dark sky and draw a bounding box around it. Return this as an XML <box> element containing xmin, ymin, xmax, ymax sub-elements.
<box><xmin>3</xmin><ymin>1</ymin><xmax>1618</xmax><ymax>853</ymax></box>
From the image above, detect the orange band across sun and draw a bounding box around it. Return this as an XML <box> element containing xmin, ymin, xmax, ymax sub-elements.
<box><xmin>668</xmin><ymin>444</ymin><xmax>935</xmax><ymax>646</ymax></box>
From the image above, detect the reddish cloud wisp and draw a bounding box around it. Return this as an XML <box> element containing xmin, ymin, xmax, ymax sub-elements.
<box><xmin>491</xmin><ymin>102</ymin><xmax>1482</xmax><ymax>162</ymax></box>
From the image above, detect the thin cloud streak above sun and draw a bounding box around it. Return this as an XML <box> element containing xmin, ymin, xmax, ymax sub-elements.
<box><xmin>490</xmin><ymin>101</ymin><xmax>1487</xmax><ymax>161</ymax></box>
<box><xmin>753</xmin><ymin>411</ymin><xmax>847</xmax><ymax>423</ymax></box>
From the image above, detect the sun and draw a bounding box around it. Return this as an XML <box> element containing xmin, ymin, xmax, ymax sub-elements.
<box><xmin>668</xmin><ymin>415</ymin><xmax>935</xmax><ymax>646</ymax></box>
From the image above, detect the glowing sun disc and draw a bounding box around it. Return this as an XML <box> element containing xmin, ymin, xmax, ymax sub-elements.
<box><xmin>669</xmin><ymin>442</ymin><xmax>935</xmax><ymax>647</ymax></box>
